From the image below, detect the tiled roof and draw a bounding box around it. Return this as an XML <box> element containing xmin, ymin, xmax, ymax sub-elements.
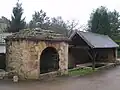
<box><xmin>69</xmin><ymin>31</ymin><xmax>119</xmax><ymax>48</ymax></box>
<box><xmin>6</xmin><ymin>28</ymin><xmax>69</xmax><ymax>42</ymax></box>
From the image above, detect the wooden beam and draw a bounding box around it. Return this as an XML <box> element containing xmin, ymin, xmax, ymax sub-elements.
<box><xmin>85</xmin><ymin>49</ymin><xmax>97</xmax><ymax>70</ymax></box>
<box><xmin>69</xmin><ymin>45</ymin><xmax>89</xmax><ymax>49</ymax></box>
<box><xmin>92</xmin><ymin>50</ymin><xmax>97</xmax><ymax>70</ymax></box>
<box><xmin>69</xmin><ymin>45</ymin><xmax>98</xmax><ymax>70</ymax></box>
<box><xmin>114</xmin><ymin>48</ymin><xmax>117</xmax><ymax>61</ymax></box>
<box><xmin>85</xmin><ymin>49</ymin><xmax>93</xmax><ymax>60</ymax></box>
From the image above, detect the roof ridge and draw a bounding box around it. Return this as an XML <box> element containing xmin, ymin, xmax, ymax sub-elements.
<box><xmin>78</xmin><ymin>31</ymin><xmax>109</xmax><ymax>37</ymax></box>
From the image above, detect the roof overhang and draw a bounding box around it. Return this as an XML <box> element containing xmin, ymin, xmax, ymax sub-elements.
<box><xmin>69</xmin><ymin>31</ymin><xmax>119</xmax><ymax>49</ymax></box>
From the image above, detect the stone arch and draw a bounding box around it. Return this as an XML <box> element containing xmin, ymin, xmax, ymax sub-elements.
<box><xmin>40</xmin><ymin>47</ymin><xmax>59</xmax><ymax>74</ymax></box>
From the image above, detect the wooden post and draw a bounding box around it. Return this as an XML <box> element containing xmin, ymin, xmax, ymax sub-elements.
<box><xmin>92</xmin><ymin>51</ymin><xmax>95</xmax><ymax>70</ymax></box>
<box><xmin>85</xmin><ymin>48</ymin><xmax>97</xmax><ymax>70</ymax></box>
<box><xmin>115</xmin><ymin>48</ymin><xmax>117</xmax><ymax>61</ymax></box>
<box><xmin>92</xmin><ymin>50</ymin><xmax>97</xmax><ymax>70</ymax></box>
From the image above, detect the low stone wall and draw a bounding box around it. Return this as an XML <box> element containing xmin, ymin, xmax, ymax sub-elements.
<box><xmin>0</xmin><ymin>62</ymin><xmax>119</xmax><ymax>81</ymax></box>
<box><xmin>0</xmin><ymin>69</ymin><xmax>8</xmax><ymax>79</ymax></box>
<box><xmin>96</xmin><ymin>63</ymin><xmax>116</xmax><ymax>70</ymax></box>
<box><xmin>39</xmin><ymin>71</ymin><xmax>60</xmax><ymax>80</ymax></box>
<box><xmin>68</xmin><ymin>62</ymin><xmax>117</xmax><ymax>72</ymax></box>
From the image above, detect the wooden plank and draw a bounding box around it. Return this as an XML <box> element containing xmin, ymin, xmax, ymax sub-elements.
<box><xmin>92</xmin><ymin>51</ymin><xmax>97</xmax><ymax>70</ymax></box>
<box><xmin>85</xmin><ymin>49</ymin><xmax>93</xmax><ymax>60</ymax></box>
<box><xmin>69</xmin><ymin>45</ymin><xmax>89</xmax><ymax>49</ymax></box>
<box><xmin>85</xmin><ymin>49</ymin><xmax>97</xmax><ymax>70</ymax></box>
<box><xmin>69</xmin><ymin>45</ymin><xmax>98</xmax><ymax>70</ymax></box>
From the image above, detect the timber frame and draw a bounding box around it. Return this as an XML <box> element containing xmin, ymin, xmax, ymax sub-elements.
<box><xmin>69</xmin><ymin>44</ymin><xmax>97</xmax><ymax>70</ymax></box>
<box><xmin>69</xmin><ymin>31</ymin><xmax>119</xmax><ymax>70</ymax></box>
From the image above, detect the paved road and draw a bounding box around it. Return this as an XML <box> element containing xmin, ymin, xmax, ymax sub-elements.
<box><xmin>1</xmin><ymin>66</ymin><xmax>120</xmax><ymax>90</ymax></box>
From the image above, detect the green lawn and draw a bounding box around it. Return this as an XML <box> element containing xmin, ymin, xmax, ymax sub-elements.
<box><xmin>68</xmin><ymin>67</ymin><xmax>97</xmax><ymax>76</ymax></box>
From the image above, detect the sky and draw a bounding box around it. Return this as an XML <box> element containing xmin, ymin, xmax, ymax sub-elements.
<box><xmin>0</xmin><ymin>0</ymin><xmax>120</xmax><ymax>25</ymax></box>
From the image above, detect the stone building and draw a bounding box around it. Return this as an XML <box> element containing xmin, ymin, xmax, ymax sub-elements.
<box><xmin>5</xmin><ymin>28</ymin><xmax>68</xmax><ymax>80</ymax></box>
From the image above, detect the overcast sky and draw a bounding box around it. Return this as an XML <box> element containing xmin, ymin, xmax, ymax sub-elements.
<box><xmin>0</xmin><ymin>0</ymin><xmax>120</xmax><ymax>25</ymax></box>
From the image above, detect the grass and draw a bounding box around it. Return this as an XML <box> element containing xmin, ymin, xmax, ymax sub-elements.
<box><xmin>68</xmin><ymin>67</ymin><xmax>97</xmax><ymax>76</ymax></box>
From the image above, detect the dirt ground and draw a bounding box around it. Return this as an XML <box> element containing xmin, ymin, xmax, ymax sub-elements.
<box><xmin>1</xmin><ymin>66</ymin><xmax>120</xmax><ymax>90</ymax></box>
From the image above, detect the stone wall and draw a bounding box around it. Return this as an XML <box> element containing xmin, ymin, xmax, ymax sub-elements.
<box><xmin>6</xmin><ymin>40</ymin><xmax>68</xmax><ymax>80</ymax></box>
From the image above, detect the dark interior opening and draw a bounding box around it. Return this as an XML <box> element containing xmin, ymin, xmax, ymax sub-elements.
<box><xmin>40</xmin><ymin>47</ymin><xmax>59</xmax><ymax>74</ymax></box>
<box><xmin>68</xmin><ymin>33</ymin><xmax>91</xmax><ymax>69</ymax></box>
<box><xmin>0</xmin><ymin>53</ymin><xmax>6</xmax><ymax>70</ymax></box>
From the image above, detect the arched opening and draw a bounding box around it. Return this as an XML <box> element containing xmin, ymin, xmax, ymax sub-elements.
<box><xmin>40</xmin><ymin>47</ymin><xmax>59</xmax><ymax>74</ymax></box>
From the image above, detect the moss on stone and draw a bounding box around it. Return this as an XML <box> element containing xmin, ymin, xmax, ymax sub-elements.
<box><xmin>6</xmin><ymin>28</ymin><xmax>68</xmax><ymax>41</ymax></box>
